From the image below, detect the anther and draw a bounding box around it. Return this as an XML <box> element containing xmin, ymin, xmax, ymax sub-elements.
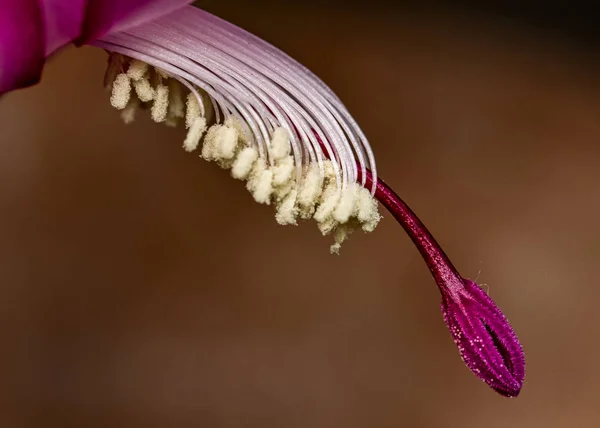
<box><xmin>356</xmin><ymin>187</ymin><xmax>381</xmax><ymax>232</ymax></box>
<box><xmin>183</xmin><ymin>117</ymin><xmax>207</xmax><ymax>152</ymax></box>
<box><xmin>215</xmin><ymin>126</ymin><xmax>239</xmax><ymax>160</ymax></box>
<box><xmin>110</xmin><ymin>73</ymin><xmax>131</xmax><ymax>110</ymax></box>
<box><xmin>186</xmin><ymin>93</ymin><xmax>201</xmax><ymax>128</ymax></box>
<box><xmin>127</xmin><ymin>60</ymin><xmax>149</xmax><ymax>80</ymax></box>
<box><xmin>298</xmin><ymin>165</ymin><xmax>323</xmax><ymax>217</ymax></box>
<box><xmin>133</xmin><ymin>78</ymin><xmax>156</xmax><ymax>102</ymax></box>
<box><xmin>253</xmin><ymin>169</ymin><xmax>274</xmax><ymax>205</ymax></box>
<box><xmin>270</xmin><ymin>128</ymin><xmax>290</xmax><ymax>161</ymax></box>
<box><xmin>247</xmin><ymin>159</ymin><xmax>273</xmax><ymax>204</ymax></box>
<box><xmin>313</xmin><ymin>181</ymin><xmax>340</xmax><ymax>223</ymax></box>
<box><xmin>272</xmin><ymin>156</ymin><xmax>294</xmax><ymax>186</ymax></box>
<box><xmin>333</xmin><ymin>185</ymin><xmax>357</xmax><ymax>223</ymax></box>
<box><xmin>151</xmin><ymin>84</ymin><xmax>169</xmax><ymax>122</ymax></box>
<box><xmin>275</xmin><ymin>188</ymin><xmax>298</xmax><ymax>225</ymax></box>
<box><xmin>201</xmin><ymin>124</ymin><xmax>222</xmax><ymax>160</ymax></box>
<box><xmin>232</xmin><ymin>147</ymin><xmax>259</xmax><ymax>180</ymax></box>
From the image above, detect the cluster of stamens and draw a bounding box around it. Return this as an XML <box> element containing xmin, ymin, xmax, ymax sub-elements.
<box><xmin>106</xmin><ymin>56</ymin><xmax>381</xmax><ymax>253</ymax></box>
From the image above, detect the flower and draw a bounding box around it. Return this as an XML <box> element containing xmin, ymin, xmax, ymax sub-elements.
<box><xmin>0</xmin><ymin>1</ymin><xmax>525</xmax><ymax>396</ymax></box>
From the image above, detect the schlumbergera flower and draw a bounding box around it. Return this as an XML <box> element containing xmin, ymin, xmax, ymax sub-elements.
<box><xmin>1</xmin><ymin>0</ymin><xmax>525</xmax><ymax>396</ymax></box>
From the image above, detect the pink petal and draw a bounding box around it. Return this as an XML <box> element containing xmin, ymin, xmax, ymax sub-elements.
<box><xmin>78</xmin><ymin>0</ymin><xmax>193</xmax><ymax>44</ymax></box>
<box><xmin>1</xmin><ymin>0</ymin><xmax>192</xmax><ymax>95</ymax></box>
<box><xmin>41</xmin><ymin>0</ymin><xmax>87</xmax><ymax>55</ymax></box>
<box><xmin>0</xmin><ymin>1</ymin><xmax>45</xmax><ymax>93</ymax></box>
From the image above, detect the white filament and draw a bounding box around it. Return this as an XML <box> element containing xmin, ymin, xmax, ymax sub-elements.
<box><xmin>95</xmin><ymin>7</ymin><xmax>382</xmax><ymax>252</ymax></box>
<box><xmin>93</xmin><ymin>7</ymin><xmax>377</xmax><ymax>193</ymax></box>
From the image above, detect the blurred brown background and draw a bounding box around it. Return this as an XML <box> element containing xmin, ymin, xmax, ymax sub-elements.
<box><xmin>2</xmin><ymin>1</ymin><xmax>600</xmax><ymax>427</ymax></box>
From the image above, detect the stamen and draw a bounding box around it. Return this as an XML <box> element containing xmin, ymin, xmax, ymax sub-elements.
<box><xmin>133</xmin><ymin>78</ymin><xmax>156</xmax><ymax>102</ymax></box>
<box><xmin>97</xmin><ymin>3</ymin><xmax>383</xmax><ymax>252</ymax></box>
<box><xmin>110</xmin><ymin>73</ymin><xmax>131</xmax><ymax>110</ymax></box>
<box><xmin>298</xmin><ymin>165</ymin><xmax>323</xmax><ymax>218</ymax></box>
<box><xmin>151</xmin><ymin>84</ymin><xmax>169</xmax><ymax>122</ymax></box>
<box><xmin>201</xmin><ymin>124</ymin><xmax>222</xmax><ymax>161</ymax></box>
<box><xmin>270</xmin><ymin>128</ymin><xmax>291</xmax><ymax>161</ymax></box>
<box><xmin>214</xmin><ymin>125</ymin><xmax>238</xmax><ymax>160</ymax></box>
<box><xmin>253</xmin><ymin>168</ymin><xmax>274</xmax><ymax>205</ymax></box>
<box><xmin>356</xmin><ymin>187</ymin><xmax>381</xmax><ymax>232</ymax></box>
<box><xmin>185</xmin><ymin>92</ymin><xmax>201</xmax><ymax>128</ymax></box>
<box><xmin>275</xmin><ymin>188</ymin><xmax>298</xmax><ymax>225</ymax></box>
<box><xmin>126</xmin><ymin>59</ymin><xmax>149</xmax><ymax>80</ymax></box>
<box><xmin>313</xmin><ymin>180</ymin><xmax>340</xmax><ymax>224</ymax></box>
<box><xmin>232</xmin><ymin>146</ymin><xmax>258</xmax><ymax>180</ymax></box>
<box><xmin>246</xmin><ymin>158</ymin><xmax>272</xmax><ymax>204</ymax></box>
<box><xmin>183</xmin><ymin>116</ymin><xmax>207</xmax><ymax>152</ymax></box>
<box><xmin>273</xmin><ymin>179</ymin><xmax>295</xmax><ymax>202</ymax></box>
<box><xmin>333</xmin><ymin>185</ymin><xmax>357</xmax><ymax>223</ymax></box>
<box><xmin>272</xmin><ymin>156</ymin><xmax>294</xmax><ymax>186</ymax></box>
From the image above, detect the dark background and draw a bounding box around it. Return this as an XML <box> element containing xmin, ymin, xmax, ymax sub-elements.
<box><xmin>217</xmin><ymin>0</ymin><xmax>600</xmax><ymax>48</ymax></box>
<box><xmin>2</xmin><ymin>1</ymin><xmax>600</xmax><ymax>427</ymax></box>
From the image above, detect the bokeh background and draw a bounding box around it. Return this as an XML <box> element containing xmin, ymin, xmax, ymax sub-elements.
<box><xmin>2</xmin><ymin>1</ymin><xmax>600</xmax><ymax>427</ymax></box>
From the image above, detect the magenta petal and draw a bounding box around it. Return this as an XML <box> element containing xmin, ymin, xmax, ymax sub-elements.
<box><xmin>1</xmin><ymin>0</ymin><xmax>87</xmax><ymax>93</ymax></box>
<box><xmin>40</xmin><ymin>0</ymin><xmax>87</xmax><ymax>55</ymax></box>
<box><xmin>79</xmin><ymin>0</ymin><xmax>193</xmax><ymax>43</ymax></box>
<box><xmin>0</xmin><ymin>0</ymin><xmax>44</xmax><ymax>93</ymax></box>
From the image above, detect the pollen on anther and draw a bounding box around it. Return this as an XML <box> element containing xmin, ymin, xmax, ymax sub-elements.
<box><xmin>273</xmin><ymin>156</ymin><xmax>294</xmax><ymax>186</ymax></box>
<box><xmin>201</xmin><ymin>125</ymin><xmax>221</xmax><ymax>160</ymax></box>
<box><xmin>215</xmin><ymin>126</ymin><xmax>239</xmax><ymax>160</ymax></box>
<box><xmin>253</xmin><ymin>169</ymin><xmax>274</xmax><ymax>204</ymax></box>
<box><xmin>298</xmin><ymin>165</ymin><xmax>323</xmax><ymax>216</ymax></box>
<box><xmin>275</xmin><ymin>188</ymin><xmax>298</xmax><ymax>225</ymax></box>
<box><xmin>186</xmin><ymin>93</ymin><xmax>201</xmax><ymax>128</ymax></box>
<box><xmin>110</xmin><ymin>73</ymin><xmax>131</xmax><ymax>110</ymax></box>
<box><xmin>126</xmin><ymin>59</ymin><xmax>149</xmax><ymax>80</ymax></box>
<box><xmin>232</xmin><ymin>147</ymin><xmax>259</xmax><ymax>180</ymax></box>
<box><xmin>333</xmin><ymin>185</ymin><xmax>357</xmax><ymax>223</ymax></box>
<box><xmin>356</xmin><ymin>187</ymin><xmax>381</xmax><ymax>232</ymax></box>
<box><xmin>183</xmin><ymin>117</ymin><xmax>207</xmax><ymax>152</ymax></box>
<box><xmin>247</xmin><ymin>159</ymin><xmax>273</xmax><ymax>204</ymax></box>
<box><xmin>270</xmin><ymin>128</ymin><xmax>291</xmax><ymax>161</ymax></box>
<box><xmin>314</xmin><ymin>181</ymin><xmax>340</xmax><ymax>223</ymax></box>
<box><xmin>134</xmin><ymin>78</ymin><xmax>156</xmax><ymax>102</ymax></box>
<box><xmin>151</xmin><ymin>84</ymin><xmax>169</xmax><ymax>122</ymax></box>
